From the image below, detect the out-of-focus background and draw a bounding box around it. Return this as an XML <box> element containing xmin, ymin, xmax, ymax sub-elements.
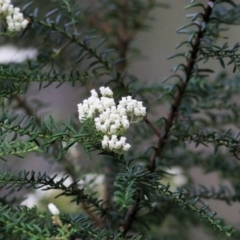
<box><xmin>1</xmin><ymin>0</ymin><xmax>240</xmax><ymax>239</ymax></box>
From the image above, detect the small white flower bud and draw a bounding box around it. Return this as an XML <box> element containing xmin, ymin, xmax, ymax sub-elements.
<box><xmin>91</xmin><ymin>89</ymin><xmax>98</xmax><ymax>97</ymax></box>
<box><xmin>108</xmin><ymin>140</ymin><xmax>115</xmax><ymax>149</ymax></box>
<box><xmin>48</xmin><ymin>203</ymin><xmax>60</xmax><ymax>215</ymax></box>
<box><xmin>115</xmin><ymin>141</ymin><xmax>122</xmax><ymax>149</ymax></box>
<box><xmin>100</xmin><ymin>86</ymin><xmax>113</xmax><ymax>97</ymax></box>
<box><xmin>120</xmin><ymin>137</ymin><xmax>126</xmax><ymax>144</ymax></box>
<box><xmin>111</xmin><ymin>135</ymin><xmax>117</xmax><ymax>141</ymax></box>
<box><xmin>13</xmin><ymin>7</ymin><xmax>20</xmax><ymax>13</ymax></box>
<box><xmin>102</xmin><ymin>140</ymin><xmax>108</xmax><ymax>148</ymax></box>
<box><xmin>123</xmin><ymin>143</ymin><xmax>131</xmax><ymax>151</ymax></box>
<box><xmin>7</xmin><ymin>4</ymin><xmax>13</xmax><ymax>14</ymax></box>
<box><xmin>21</xmin><ymin>19</ymin><xmax>28</xmax><ymax>28</ymax></box>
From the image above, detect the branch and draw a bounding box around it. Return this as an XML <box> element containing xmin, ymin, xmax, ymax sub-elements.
<box><xmin>122</xmin><ymin>0</ymin><xmax>214</xmax><ymax>235</ymax></box>
<box><xmin>121</xmin><ymin>190</ymin><xmax>141</xmax><ymax>236</ymax></box>
<box><xmin>149</xmin><ymin>1</ymin><xmax>213</xmax><ymax>172</ymax></box>
<box><xmin>144</xmin><ymin>116</ymin><xmax>161</xmax><ymax>138</ymax></box>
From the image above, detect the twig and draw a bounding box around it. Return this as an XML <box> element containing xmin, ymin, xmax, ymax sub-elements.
<box><xmin>122</xmin><ymin>0</ymin><xmax>214</xmax><ymax>235</ymax></box>
<box><xmin>149</xmin><ymin>1</ymin><xmax>213</xmax><ymax>172</ymax></box>
<box><xmin>13</xmin><ymin>95</ymin><xmax>41</xmax><ymax>126</ymax></box>
<box><xmin>144</xmin><ymin>116</ymin><xmax>161</xmax><ymax>138</ymax></box>
<box><xmin>89</xmin><ymin>0</ymin><xmax>158</xmax><ymax>212</ymax></box>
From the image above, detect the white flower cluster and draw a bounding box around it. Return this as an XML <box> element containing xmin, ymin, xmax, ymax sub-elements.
<box><xmin>77</xmin><ymin>86</ymin><xmax>146</xmax><ymax>152</ymax></box>
<box><xmin>0</xmin><ymin>0</ymin><xmax>28</xmax><ymax>32</ymax></box>
<box><xmin>159</xmin><ymin>166</ymin><xmax>188</xmax><ymax>191</ymax></box>
<box><xmin>102</xmin><ymin>135</ymin><xmax>131</xmax><ymax>152</ymax></box>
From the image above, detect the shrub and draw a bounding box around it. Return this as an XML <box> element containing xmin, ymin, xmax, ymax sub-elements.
<box><xmin>0</xmin><ymin>0</ymin><xmax>239</xmax><ymax>239</ymax></box>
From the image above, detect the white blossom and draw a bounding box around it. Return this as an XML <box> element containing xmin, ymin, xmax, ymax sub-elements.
<box><xmin>123</xmin><ymin>143</ymin><xmax>131</xmax><ymax>151</ymax></box>
<box><xmin>110</xmin><ymin>124</ymin><xmax>117</xmax><ymax>134</ymax></box>
<box><xmin>77</xmin><ymin>86</ymin><xmax>146</xmax><ymax>153</ymax></box>
<box><xmin>100</xmin><ymin>86</ymin><xmax>113</xmax><ymax>97</ymax></box>
<box><xmin>159</xmin><ymin>166</ymin><xmax>188</xmax><ymax>191</ymax></box>
<box><xmin>120</xmin><ymin>137</ymin><xmax>126</xmax><ymax>144</ymax></box>
<box><xmin>0</xmin><ymin>0</ymin><xmax>28</xmax><ymax>32</ymax></box>
<box><xmin>48</xmin><ymin>203</ymin><xmax>60</xmax><ymax>215</ymax></box>
<box><xmin>101</xmin><ymin>134</ymin><xmax>131</xmax><ymax>152</ymax></box>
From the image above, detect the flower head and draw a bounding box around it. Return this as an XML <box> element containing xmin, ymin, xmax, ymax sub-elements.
<box><xmin>77</xmin><ymin>86</ymin><xmax>146</xmax><ymax>153</ymax></box>
<box><xmin>0</xmin><ymin>0</ymin><xmax>28</xmax><ymax>32</ymax></box>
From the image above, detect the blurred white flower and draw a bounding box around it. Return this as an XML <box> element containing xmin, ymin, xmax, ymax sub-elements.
<box><xmin>77</xmin><ymin>86</ymin><xmax>146</xmax><ymax>153</ymax></box>
<box><xmin>20</xmin><ymin>192</ymin><xmax>39</xmax><ymax>208</ymax></box>
<box><xmin>160</xmin><ymin>166</ymin><xmax>188</xmax><ymax>191</ymax></box>
<box><xmin>0</xmin><ymin>45</ymin><xmax>37</xmax><ymax>63</ymax></box>
<box><xmin>20</xmin><ymin>172</ymin><xmax>74</xmax><ymax>209</ymax></box>
<box><xmin>78</xmin><ymin>173</ymin><xmax>105</xmax><ymax>193</ymax></box>
<box><xmin>21</xmin><ymin>172</ymin><xmax>105</xmax><ymax>212</ymax></box>
<box><xmin>48</xmin><ymin>203</ymin><xmax>60</xmax><ymax>215</ymax></box>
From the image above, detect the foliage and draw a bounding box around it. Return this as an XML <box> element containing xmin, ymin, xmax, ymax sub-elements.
<box><xmin>0</xmin><ymin>0</ymin><xmax>240</xmax><ymax>239</ymax></box>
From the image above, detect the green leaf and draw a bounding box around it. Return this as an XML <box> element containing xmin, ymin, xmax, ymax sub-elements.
<box><xmin>219</xmin><ymin>58</ymin><xmax>225</xmax><ymax>68</ymax></box>
<box><xmin>184</xmin><ymin>3</ymin><xmax>205</xmax><ymax>9</ymax></box>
